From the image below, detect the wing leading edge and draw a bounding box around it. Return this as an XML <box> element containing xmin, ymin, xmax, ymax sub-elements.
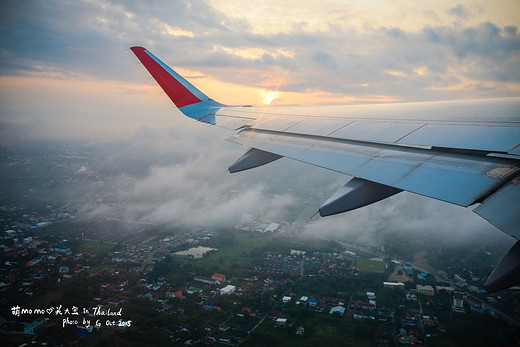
<box><xmin>131</xmin><ymin>47</ymin><xmax>520</xmax><ymax>292</ymax></box>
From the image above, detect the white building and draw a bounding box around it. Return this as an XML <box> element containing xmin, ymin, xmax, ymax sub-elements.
<box><xmin>275</xmin><ymin>318</ymin><xmax>287</xmax><ymax>326</ymax></box>
<box><xmin>452</xmin><ymin>292</ymin><xmax>465</xmax><ymax>313</ymax></box>
<box><xmin>329</xmin><ymin>306</ymin><xmax>346</xmax><ymax>316</ymax></box>
<box><xmin>263</xmin><ymin>223</ymin><xmax>280</xmax><ymax>232</ymax></box>
<box><xmin>383</xmin><ymin>281</ymin><xmax>405</xmax><ymax>290</ymax></box>
<box><xmin>220</xmin><ymin>285</ymin><xmax>236</xmax><ymax>295</ymax></box>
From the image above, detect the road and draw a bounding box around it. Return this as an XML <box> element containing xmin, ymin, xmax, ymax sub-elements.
<box><xmin>139</xmin><ymin>244</ymin><xmax>166</xmax><ymax>272</ymax></box>
<box><xmin>237</xmin><ymin>313</ymin><xmax>269</xmax><ymax>346</ymax></box>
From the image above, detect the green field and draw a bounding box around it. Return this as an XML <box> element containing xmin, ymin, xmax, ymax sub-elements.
<box><xmin>245</xmin><ymin>312</ymin><xmax>373</xmax><ymax>347</ymax></box>
<box><xmin>77</xmin><ymin>240</ymin><xmax>116</xmax><ymax>253</ymax></box>
<box><xmin>156</xmin><ymin>230</ymin><xmax>344</xmax><ymax>279</ymax></box>
<box><xmin>356</xmin><ymin>259</ymin><xmax>385</xmax><ymax>274</ymax></box>
<box><xmin>194</xmin><ymin>230</ymin><xmax>281</xmax><ymax>274</ymax></box>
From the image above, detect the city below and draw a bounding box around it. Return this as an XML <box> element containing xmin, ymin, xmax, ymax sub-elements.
<box><xmin>0</xmin><ymin>141</ymin><xmax>518</xmax><ymax>347</ymax></box>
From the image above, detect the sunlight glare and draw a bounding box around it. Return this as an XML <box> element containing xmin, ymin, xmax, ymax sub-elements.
<box><xmin>261</xmin><ymin>90</ymin><xmax>279</xmax><ymax>105</ymax></box>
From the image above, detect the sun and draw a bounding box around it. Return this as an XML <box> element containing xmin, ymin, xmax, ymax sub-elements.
<box><xmin>261</xmin><ymin>90</ymin><xmax>279</xmax><ymax>105</ymax></box>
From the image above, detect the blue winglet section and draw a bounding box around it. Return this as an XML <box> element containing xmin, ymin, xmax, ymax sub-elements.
<box><xmin>179</xmin><ymin>100</ymin><xmax>224</xmax><ymax>124</ymax></box>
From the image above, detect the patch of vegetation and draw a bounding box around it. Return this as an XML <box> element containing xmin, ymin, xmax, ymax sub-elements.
<box><xmin>245</xmin><ymin>313</ymin><xmax>373</xmax><ymax>346</ymax></box>
<box><xmin>356</xmin><ymin>259</ymin><xmax>385</xmax><ymax>274</ymax></box>
<box><xmin>77</xmin><ymin>240</ymin><xmax>116</xmax><ymax>254</ymax></box>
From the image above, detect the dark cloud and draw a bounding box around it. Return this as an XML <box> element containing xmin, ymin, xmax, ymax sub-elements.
<box><xmin>448</xmin><ymin>4</ymin><xmax>472</xmax><ymax>20</ymax></box>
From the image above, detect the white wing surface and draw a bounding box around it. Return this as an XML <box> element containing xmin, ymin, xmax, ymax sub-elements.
<box><xmin>131</xmin><ymin>46</ymin><xmax>520</xmax><ymax>292</ymax></box>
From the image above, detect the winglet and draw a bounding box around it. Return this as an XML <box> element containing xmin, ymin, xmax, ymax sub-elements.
<box><xmin>131</xmin><ymin>46</ymin><xmax>223</xmax><ymax>122</ymax></box>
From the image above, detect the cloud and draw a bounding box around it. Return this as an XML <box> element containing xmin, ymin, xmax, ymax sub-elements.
<box><xmin>448</xmin><ymin>4</ymin><xmax>472</xmax><ymax>20</ymax></box>
<box><xmin>1</xmin><ymin>0</ymin><xmax>519</xmax><ymax>105</ymax></box>
<box><xmin>300</xmin><ymin>190</ymin><xmax>510</xmax><ymax>246</ymax></box>
<box><xmin>74</xmin><ymin>125</ymin><xmax>295</xmax><ymax>229</ymax></box>
<box><xmin>64</xmin><ymin>121</ymin><xmax>512</xmax><ymax>246</ymax></box>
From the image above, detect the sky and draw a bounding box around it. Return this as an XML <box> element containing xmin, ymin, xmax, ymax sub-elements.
<box><xmin>0</xmin><ymin>0</ymin><xmax>518</xmax><ymax>247</ymax></box>
<box><xmin>0</xmin><ymin>0</ymin><xmax>519</xmax><ymax>139</ymax></box>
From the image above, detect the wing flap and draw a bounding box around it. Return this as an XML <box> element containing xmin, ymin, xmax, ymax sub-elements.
<box><xmin>474</xmin><ymin>178</ymin><xmax>520</xmax><ymax>239</ymax></box>
<box><xmin>319</xmin><ymin>178</ymin><xmax>402</xmax><ymax>217</ymax></box>
<box><xmin>397</xmin><ymin>124</ymin><xmax>520</xmax><ymax>153</ymax></box>
<box><xmin>228</xmin><ymin>148</ymin><xmax>282</xmax><ymax>173</ymax></box>
<box><xmin>228</xmin><ymin>129</ymin><xmax>519</xmax><ymax>207</ymax></box>
<box><xmin>485</xmin><ymin>241</ymin><xmax>520</xmax><ymax>293</ymax></box>
<box><xmin>330</xmin><ymin>121</ymin><xmax>425</xmax><ymax>144</ymax></box>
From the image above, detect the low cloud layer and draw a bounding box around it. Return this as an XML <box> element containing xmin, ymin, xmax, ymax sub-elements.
<box><xmin>65</xmin><ymin>123</ymin><xmax>512</xmax><ymax>247</ymax></box>
<box><xmin>77</xmin><ymin>125</ymin><xmax>294</xmax><ymax>229</ymax></box>
<box><xmin>301</xmin><ymin>191</ymin><xmax>510</xmax><ymax>246</ymax></box>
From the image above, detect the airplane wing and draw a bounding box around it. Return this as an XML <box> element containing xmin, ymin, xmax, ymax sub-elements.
<box><xmin>131</xmin><ymin>46</ymin><xmax>520</xmax><ymax>292</ymax></box>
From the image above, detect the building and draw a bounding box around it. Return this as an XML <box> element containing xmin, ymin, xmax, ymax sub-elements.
<box><xmin>329</xmin><ymin>306</ymin><xmax>346</xmax><ymax>316</ymax></box>
<box><xmin>454</xmin><ymin>274</ymin><xmax>466</xmax><ymax>283</ymax></box>
<box><xmin>194</xmin><ymin>276</ymin><xmax>218</xmax><ymax>285</ymax></box>
<box><xmin>436</xmin><ymin>285</ymin><xmax>454</xmax><ymax>294</ymax></box>
<box><xmin>350</xmin><ymin>301</ymin><xmax>376</xmax><ymax>311</ymax></box>
<box><xmin>471</xmin><ymin>305</ymin><xmax>485</xmax><ymax>313</ymax></box>
<box><xmin>276</xmin><ymin>317</ymin><xmax>287</xmax><ymax>326</ymax></box>
<box><xmin>437</xmin><ymin>270</ymin><xmax>448</xmax><ymax>279</ymax></box>
<box><xmin>4</xmin><ymin>230</ymin><xmax>16</xmax><ymax>236</ymax></box>
<box><xmin>282</xmin><ymin>296</ymin><xmax>292</xmax><ymax>303</ymax></box>
<box><xmin>166</xmin><ymin>290</ymin><xmax>185</xmax><ymax>298</ymax></box>
<box><xmin>416</xmin><ymin>285</ymin><xmax>434</xmax><ymax>296</ymax></box>
<box><xmin>23</xmin><ymin>319</ymin><xmax>46</xmax><ymax>334</ymax></box>
<box><xmin>452</xmin><ymin>292</ymin><xmax>465</xmax><ymax>313</ymax></box>
<box><xmin>220</xmin><ymin>285</ymin><xmax>236</xmax><ymax>295</ymax></box>
<box><xmin>263</xmin><ymin>222</ymin><xmax>280</xmax><ymax>232</ymax></box>
<box><xmin>53</xmin><ymin>245</ymin><xmax>71</xmax><ymax>253</ymax></box>
<box><xmin>187</xmin><ymin>286</ymin><xmax>202</xmax><ymax>294</ymax></box>
<box><xmin>344</xmin><ymin>250</ymin><xmax>357</xmax><ymax>258</ymax></box>
<box><xmin>308</xmin><ymin>299</ymin><xmax>319</xmax><ymax>307</ymax></box>
<box><xmin>406</xmin><ymin>293</ymin><xmax>417</xmax><ymax>301</ymax></box>
<box><xmin>403</xmin><ymin>264</ymin><xmax>414</xmax><ymax>276</ymax></box>
<box><xmin>383</xmin><ymin>281</ymin><xmax>405</xmax><ymax>290</ymax></box>
<box><xmin>211</xmin><ymin>273</ymin><xmax>226</xmax><ymax>282</ymax></box>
